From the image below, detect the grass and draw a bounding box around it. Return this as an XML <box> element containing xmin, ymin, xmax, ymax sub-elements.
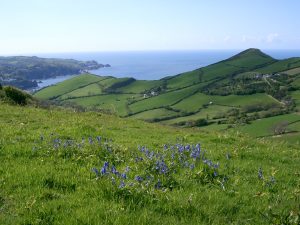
<box><xmin>291</xmin><ymin>90</ymin><xmax>300</xmax><ymax>110</ymax></box>
<box><xmin>130</xmin><ymin>108</ymin><xmax>179</xmax><ymax>121</ymax></box>
<box><xmin>163</xmin><ymin>105</ymin><xmax>232</xmax><ymax>125</ymax></box>
<box><xmin>283</xmin><ymin>67</ymin><xmax>300</xmax><ymax>75</ymax></box>
<box><xmin>165</xmin><ymin>70</ymin><xmax>203</xmax><ymax>90</ymax></box>
<box><xmin>0</xmin><ymin>102</ymin><xmax>299</xmax><ymax>224</ymax></box>
<box><xmin>34</xmin><ymin>74</ymin><xmax>104</xmax><ymax>100</ymax></box>
<box><xmin>32</xmin><ymin>49</ymin><xmax>300</xmax><ymax>145</ymax></box>
<box><xmin>171</xmin><ymin>93</ymin><xmax>278</xmax><ymax>115</ymax></box>
<box><xmin>257</xmin><ymin>58</ymin><xmax>300</xmax><ymax>74</ymax></box>
<box><xmin>208</xmin><ymin>93</ymin><xmax>280</xmax><ymax>107</ymax></box>
<box><xmin>236</xmin><ymin>113</ymin><xmax>300</xmax><ymax>137</ymax></box>
<box><xmin>200</xmin><ymin>62</ymin><xmax>241</xmax><ymax>81</ymax></box>
<box><xmin>116</xmin><ymin>80</ymin><xmax>164</xmax><ymax>94</ymax></box>
<box><xmin>59</xmin><ymin>82</ymin><xmax>103</xmax><ymax>100</ymax></box>
<box><xmin>291</xmin><ymin>77</ymin><xmax>300</xmax><ymax>89</ymax></box>
<box><xmin>224</xmin><ymin>48</ymin><xmax>275</xmax><ymax>69</ymax></box>
<box><xmin>171</xmin><ymin>92</ymin><xmax>212</xmax><ymax>113</ymax></box>
<box><xmin>129</xmin><ymin>83</ymin><xmax>203</xmax><ymax>114</ymax></box>
<box><xmin>64</xmin><ymin>94</ymin><xmax>138</xmax><ymax>116</ymax></box>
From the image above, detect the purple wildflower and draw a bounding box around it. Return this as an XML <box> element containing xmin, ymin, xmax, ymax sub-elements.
<box><xmin>91</xmin><ymin>168</ymin><xmax>99</xmax><ymax>177</ymax></box>
<box><xmin>258</xmin><ymin>168</ymin><xmax>263</xmax><ymax>180</ymax></box>
<box><xmin>135</xmin><ymin>176</ymin><xmax>143</xmax><ymax>182</ymax></box>
<box><xmin>119</xmin><ymin>180</ymin><xmax>125</xmax><ymax>189</ymax></box>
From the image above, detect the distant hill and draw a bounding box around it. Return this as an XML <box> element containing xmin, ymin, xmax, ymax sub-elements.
<box><xmin>34</xmin><ymin>49</ymin><xmax>300</xmax><ymax>143</ymax></box>
<box><xmin>0</xmin><ymin>56</ymin><xmax>110</xmax><ymax>89</ymax></box>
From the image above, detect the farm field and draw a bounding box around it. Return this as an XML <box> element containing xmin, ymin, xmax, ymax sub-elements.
<box><xmin>236</xmin><ymin>113</ymin><xmax>300</xmax><ymax>138</ymax></box>
<box><xmin>33</xmin><ymin>49</ymin><xmax>300</xmax><ymax>145</ymax></box>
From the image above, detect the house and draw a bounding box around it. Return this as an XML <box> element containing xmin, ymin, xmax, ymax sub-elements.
<box><xmin>150</xmin><ymin>91</ymin><xmax>157</xmax><ymax>96</ymax></box>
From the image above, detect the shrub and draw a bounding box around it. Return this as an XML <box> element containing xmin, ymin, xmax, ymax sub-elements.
<box><xmin>4</xmin><ymin>86</ymin><xmax>30</xmax><ymax>105</ymax></box>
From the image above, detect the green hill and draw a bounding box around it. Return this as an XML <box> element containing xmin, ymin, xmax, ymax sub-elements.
<box><xmin>0</xmin><ymin>102</ymin><xmax>299</xmax><ymax>224</ymax></box>
<box><xmin>34</xmin><ymin>49</ymin><xmax>300</xmax><ymax>143</ymax></box>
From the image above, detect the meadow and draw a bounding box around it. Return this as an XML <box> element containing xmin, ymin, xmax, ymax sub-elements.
<box><xmin>0</xmin><ymin>102</ymin><xmax>299</xmax><ymax>224</ymax></box>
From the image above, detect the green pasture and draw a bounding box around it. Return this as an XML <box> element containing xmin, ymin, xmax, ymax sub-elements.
<box><xmin>1</xmin><ymin>102</ymin><xmax>299</xmax><ymax>224</ymax></box>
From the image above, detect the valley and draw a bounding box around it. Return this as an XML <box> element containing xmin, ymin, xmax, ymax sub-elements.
<box><xmin>34</xmin><ymin>49</ymin><xmax>300</xmax><ymax>144</ymax></box>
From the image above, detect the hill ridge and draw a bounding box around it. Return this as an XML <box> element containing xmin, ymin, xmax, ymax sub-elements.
<box><xmin>33</xmin><ymin>48</ymin><xmax>300</xmax><ymax>142</ymax></box>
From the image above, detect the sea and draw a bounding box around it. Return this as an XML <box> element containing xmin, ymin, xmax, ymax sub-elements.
<box><xmin>35</xmin><ymin>49</ymin><xmax>300</xmax><ymax>89</ymax></box>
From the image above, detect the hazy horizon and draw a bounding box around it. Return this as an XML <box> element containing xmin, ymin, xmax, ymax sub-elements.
<box><xmin>3</xmin><ymin>48</ymin><xmax>300</xmax><ymax>57</ymax></box>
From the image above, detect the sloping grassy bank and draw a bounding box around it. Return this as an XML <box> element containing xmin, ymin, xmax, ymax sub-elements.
<box><xmin>0</xmin><ymin>103</ymin><xmax>299</xmax><ymax>224</ymax></box>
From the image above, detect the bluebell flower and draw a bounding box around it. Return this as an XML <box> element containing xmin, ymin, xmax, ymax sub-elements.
<box><xmin>155</xmin><ymin>179</ymin><xmax>162</xmax><ymax>189</ymax></box>
<box><xmin>213</xmin><ymin>171</ymin><xmax>218</xmax><ymax>177</ymax></box>
<box><xmin>101</xmin><ymin>166</ymin><xmax>107</xmax><ymax>175</ymax></box>
<box><xmin>184</xmin><ymin>161</ymin><xmax>189</xmax><ymax>168</ymax></box>
<box><xmin>190</xmin><ymin>164</ymin><xmax>195</xmax><ymax>170</ymax></box>
<box><xmin>111</xmin><ymin>165</ymin><xmax>117</xmax><ymax>174</ymax></box>
<box><xmin>92</xmin><ymin>168</ymin><xmax>99</xmax><ymax>177</ymax></box>
<box><xmin>213</xmin><ymin>162</ymin><xmax>220</xmax><ymax>169</ymax></box>
<box><xmin>171</xmin><ymin>153</ymin><xmax>175</xmax><ymax>160</ymax></box>
<box><xmin>119</xmin><ymin>180</ymin><xmax>125</xmax><ymax>189</ymax></box>
<box><xmin>258</xmin><ymin>168</ymin><xmax>263</xmax><ymax>180</ymax></box>
<box><xmin>104</xmin><ymin>161</ymin><xmax>109</xmax><ymax>168</ymax></box>
<box><xmin>135</xmin><ymin>175</ymin><xmax>143</xmax><ymax>182</ymax></box>
<box><xmin>121</xmin><ymin>173</ymin><xmax>127</xmax><ymax>179</ymax></box>
<box><xmin>270</xmin><ymin>176</ymin><xmax>276</xmax><ymax>184</ymax></box>
<box><xmin>96</xmin><ymin>136</ymin><xmax>101</xmax><ymax>143</ymax></box>
<box><xmin>185</xmin><ymin>145</ymin><xmax>190</xmax><ymax>151</ymax></box>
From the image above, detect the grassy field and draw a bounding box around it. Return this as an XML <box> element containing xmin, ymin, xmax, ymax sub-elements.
<box><xmin>291</xmin><ymin>90</ymin><xmax>300</xmax><ymax>110</ymax></box>
<box><xmin>171</xmin><ymin>92</ymin><xmax>212</xmax><ymax>113</ymax></box>
<box><xmin>257</xmin><ymin>58</ymin><xmax>300</xmax><ymax>73</ymax></box>
<box><xmin>165</xmin><ymin>70</ymin><xmax>203</xmax><ymax>89</ymax></box>
<box><xmin>130</xmin><ymin>108</ymin><xmax>179</xmax><ymax>121</ymax></box>
<box><xmin>164</xmin><ymin>105</ymin><xmax>233</xmax><ymax>125</ymax></box>
<box><xmin>64</xmin><ymin>94</ymin><xmax>138</xmax><ymax>116</ymax></box>
<box><xmin>128</xmin><ymin>83</ymin><xmax>202</xmax><ymax>114</ymax></box>
<box><xmin>116</xmin><ymin>80</ymin><xmax>164</xmax><ymax>94</ymax></box>
<box><xmin>208</xmin><ymin>93</ymin><xmax>280</xmax><ymax>107</ymax></box>
<box><xmin>33</xmin><ymin>49</ymin><xmax>300</xmax><ymax>144</ymax></box>
<box><xmin>0</xmin><ymin>102</ymin><xmax>299</xmax><ymax>224</ymax></box>
<box><xmin>236</xmin><ymin>113</ymin><xmax>300</xmax><ymax>138</ymax></box>
<box><xmin>284</xmin><ymin>67</ymin><xmax>300</xmax><ymax>75</ymax></box>
<box><xmin>59</xmin><ymin>83</ymin><xmax>103</xmax><ymax>100</ymax></box>
<box><xmin>34</xmin><ymin>74</ymin><xmax>104</xmax><ymax>100</ymax></box>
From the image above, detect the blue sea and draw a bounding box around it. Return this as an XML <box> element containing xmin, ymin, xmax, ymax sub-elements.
<box><xmin>36</xmin><ymin>49</ymin><xmax>300</xmax><ymax>89</ymax></box>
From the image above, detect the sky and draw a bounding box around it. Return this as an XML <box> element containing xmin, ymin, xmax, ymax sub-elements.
<box><xmin>0</xmin><ymin>0</ymin><xmax>300</xmax><ymax>54</ymax></box>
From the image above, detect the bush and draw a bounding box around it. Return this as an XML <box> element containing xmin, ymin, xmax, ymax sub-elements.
<box><xmin>195</xmin><ymin>118</ymin><xmax>208</xmax><ymax>126</ymax></box>
<box><xmin>4</xmin><ymin>86</ymin><xmax>30</xmax><ymax>105</ymax></box>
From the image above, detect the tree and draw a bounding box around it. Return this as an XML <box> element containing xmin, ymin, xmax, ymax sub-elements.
<box><xmin>272</xmin><ymin>121</ymin><xmax>289</xmax><ymax>135</ymax></box>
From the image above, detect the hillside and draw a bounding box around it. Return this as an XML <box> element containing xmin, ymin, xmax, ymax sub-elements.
<box><xmin>34</xmin><ymin>49</ymin><xmax>300</xmax><ymax>143</ymax></box>
<box><xmin>0</xmin><ymin>102</ymin><xmax>299</xmax><ymax>224</ymax></box>
<box><xmin>0</xmin><ymin>56</ymin><xmax>110</xmax><ymax>89</ymax></box>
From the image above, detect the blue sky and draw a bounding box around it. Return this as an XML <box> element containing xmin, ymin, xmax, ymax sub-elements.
<box><xmin>0</xmin><ymin>0</ymin><xmax>299</xmax><ymax>54</ymax></box>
